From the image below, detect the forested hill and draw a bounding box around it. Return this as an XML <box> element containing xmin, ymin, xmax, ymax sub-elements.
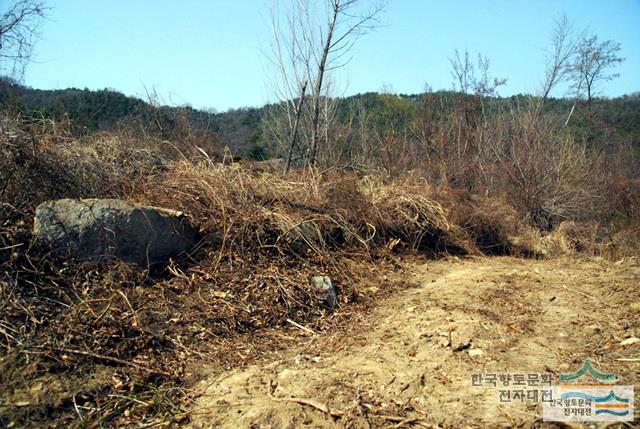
<box><xmin>1</xmin><ymin>77</ymin><xmax>638</xmax><ymax>159</ymax></box>
<box><xmin>0</xmin><ymin>78</ymin><xmax>264</xmax><ymax>158</ymax></box>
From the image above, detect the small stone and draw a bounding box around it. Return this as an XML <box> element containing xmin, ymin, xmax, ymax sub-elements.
<box><xmin>584</xmin><ymin>324</ymin><xmax>601</xmax><ymax>335</ymax></box>
<box><xmin>469</xmin><ymin>348</ymin><xmax>484</xmax><ymax>357</ymax></box>
<box><xmin>310</xmin><ymin>276</ymin><xmax>337</xmax><ymax>311</ymax></box>
<box><xmin>438</xmin><ymin>337</ymin><xmax>450</xmax><ymax>348</ymax></box>
<box><xmin>620</xmin><ymin>337</ymin><xmax>640</xmax><ymax>346</ymax></box>
<box><xmin>453</xmin><ymin>340</ymin><xmax>472</xmax><ymax>352</ymax></box>
<box><xmin>286</xmin><ymin>220</ymin><xmax>322</xmax><ymax>253</ymax></box>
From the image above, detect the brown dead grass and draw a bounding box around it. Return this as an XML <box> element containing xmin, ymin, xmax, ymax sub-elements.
<box><xmin>0</xmin><ymin>116</ymin><xmax>637</xmax><ymax>427</ymax></box>
<box><xmin>0</xmin><ymin>123</ymin><xmax>468</xmax><ymax>427</ymax></box>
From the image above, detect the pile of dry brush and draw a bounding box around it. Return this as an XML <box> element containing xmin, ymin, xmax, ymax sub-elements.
<box><xmin>0</xmin><ymin>116</ymin><xmax>637</xmax><ymax>427</ymax></box>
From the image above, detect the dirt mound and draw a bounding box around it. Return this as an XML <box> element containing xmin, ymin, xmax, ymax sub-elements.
<box><xmin>189</xmin><ymin>256</ymin><xmax>640</xmax><ymax>428</ymax></box>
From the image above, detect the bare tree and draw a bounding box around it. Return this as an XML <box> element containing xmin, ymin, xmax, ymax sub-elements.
<box><xmin>266</xmin><ymin>0</ymin><xmax>385</xmax><ymax>169</ymax></box>
<box><xmin>530</xmin><ymin>13</ymin><xmax>584</xmax><ymax>126</ymax></box>
<box><xmin>449</xmin><ymin>49</ymin><xmax>506</xmax><ymax>97</ymax></box>
<box><xmin>449</xmin><ymin>49</ymin><xmax>506</xmax><ymax>128</ymax></box>
<box><xmin>284</xmin><ymin>80</ymin><xmax>307</xmax><ymax>173</ymax></box>
<box><xmin>307</xmin><ymin>0</ymin><xmax>385</xmax><ymax>166</ymax></box>
<box><xmin>264</xmin><ymin>1</ymin><xmax>314</xmax><ymax>169</ymax></box>
<box><xmin>0</xmin><ymin>0</ymin><xmax>49</xmax><ymax>79</ymax></box>
<box><xmin>539</xmin><ymin>13</ymin><xmax>579</xmax><ymax>101</ymax></box>
<box><xmin>570</xmin><ymin>35</ymin><xmax>624</xmax><ymax>107</ymax></box>
<box><xmin>450</xmin><ymin>49</ymin><xmax>473</xmax><ymax>94</ymax></box>
<box><xmin>561</xmin><ymin>33</ymin><xmax>624</xmax><ymax>126</ymax></box>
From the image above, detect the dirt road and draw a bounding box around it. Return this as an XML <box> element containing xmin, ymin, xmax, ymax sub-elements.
<box><xmin>188</xmin><ymin>256</ymin><xmax>640</xmax><ymax>428</ymax></box>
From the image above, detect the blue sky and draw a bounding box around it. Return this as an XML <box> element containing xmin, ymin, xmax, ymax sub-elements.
<box><xmin>17</xmin><ymin>0</ymin><xmax>640</xmax><ymax>111</ymax></box>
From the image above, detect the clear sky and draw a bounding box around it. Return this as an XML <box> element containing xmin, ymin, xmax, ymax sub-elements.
<box><xmin>16</xmin><ymin>0</ymin><xmax>640</xmax><ymax>111</ymax></box>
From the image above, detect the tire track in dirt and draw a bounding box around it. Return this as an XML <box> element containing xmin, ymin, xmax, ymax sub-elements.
<box><xmin>188</xmin><ymin>256</ymin><xmax>640</xmax><ymax>428</ymax></box>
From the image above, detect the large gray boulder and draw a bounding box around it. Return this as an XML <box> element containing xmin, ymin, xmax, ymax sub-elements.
<box><xmin>33</xmin><ymin>199</ymin><xmax>200</xmax><ymax>266</ymax></box>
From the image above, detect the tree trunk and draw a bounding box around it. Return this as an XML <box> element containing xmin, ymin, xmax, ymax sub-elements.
<box><xmin>563</xmin><ymin>100</ymin><xmax>577</xmax><ymax>128</ymax></box>
<box><xmin>563</xmin><ymin>79</ymin><xmax>582</xmax><ymax>128</ymax></box>
<box><xmin>308</xmin><ymin>1</ymin><xmax>339</xmax><ymax>167</ymax></box>
<box><xmin>284</xmin><ymin>81</ymin><xmax>307</xmax><ymax>174</ymax></box>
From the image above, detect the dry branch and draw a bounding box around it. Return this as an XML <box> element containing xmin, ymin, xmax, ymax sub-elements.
<box><xmin>50</xmin><ymin>347</ymin><xmax>171</xmax><ymax>376</ymax></box>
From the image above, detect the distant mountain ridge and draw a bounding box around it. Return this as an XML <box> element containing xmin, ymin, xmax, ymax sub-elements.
<box><xmin>1</xmin><ymin>77</ymin><xmax>638</xmax><ymax>158</ymax></box>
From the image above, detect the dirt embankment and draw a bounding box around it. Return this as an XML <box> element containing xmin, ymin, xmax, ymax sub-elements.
<box><xmin>188</xmin><ymin>256</ymin><xmax>640</xmax><ymax>428</ymax></box>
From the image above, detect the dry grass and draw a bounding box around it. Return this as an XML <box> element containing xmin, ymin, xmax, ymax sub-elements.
<box><xmin>136</xmin><ymin>162</ymin><xmax>473</xmax><ymax>262</ymax></box>
<box><xmin>0</xmin><ymin>115</ymin><xmax>637</xmax><ymax>427</ymax></box>
<box><xmin>0</xmin><ymin>122</ymin><xmax>469</xmax><ymax>427</ymax></box>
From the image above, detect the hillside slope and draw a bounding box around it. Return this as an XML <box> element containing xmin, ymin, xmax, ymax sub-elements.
<box><xmin>2</xmin><ymin>78</ymin><xmax>638</xmax><ymax>159</ymax></box>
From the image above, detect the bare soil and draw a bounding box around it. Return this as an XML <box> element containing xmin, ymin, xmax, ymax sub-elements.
<box><xmin>188</xmin><ymin>256</ymin><xmax>640</xmax><ymax>428</ymax></box>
